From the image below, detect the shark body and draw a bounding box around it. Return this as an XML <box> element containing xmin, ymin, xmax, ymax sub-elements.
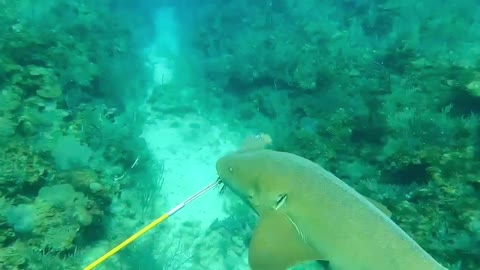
<box><xmin>216</xmin><ymin>148</ymin><xmax>448</xmax><ymax>270</ymax></box>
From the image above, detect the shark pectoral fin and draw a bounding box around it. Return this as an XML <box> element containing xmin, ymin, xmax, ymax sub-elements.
<box><xmin>248</xmin><ymin>212</ymin><xmax>323</xmax><ymax>270</ymax></box>
<box><xmin>365</xmin><ymin>196</ymin><xmax>392</xmax><ymax>218</ymax></box>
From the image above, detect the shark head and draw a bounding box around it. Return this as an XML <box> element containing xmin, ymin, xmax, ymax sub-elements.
<box><xmin>216</xmin><ymin>149</ymin><xmax>322</xmax><ymax>269</ymax></box>
<box><xmin>216</xmin><ymin>150</ymin><xmax>290</xmax><ymax>215</ymax></box>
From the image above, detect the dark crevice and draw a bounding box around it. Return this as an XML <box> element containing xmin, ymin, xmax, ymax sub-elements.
<box><xmin>387</xmin><ymin>162</ymin><xmax>430</xmax><ymax>185</ymax></box>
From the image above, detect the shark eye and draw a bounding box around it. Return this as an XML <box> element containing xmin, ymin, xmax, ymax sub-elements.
<box><xmin>275</xmin><ymin>193</ymin><xmax>287</xmax><ymax>210</ymax></box>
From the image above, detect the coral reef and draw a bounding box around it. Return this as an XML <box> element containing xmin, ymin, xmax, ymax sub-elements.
<box><xmin>185</xmin><ymin>0</ymin><xmax>480</xmax><ymax>268</ymax></box>
<box><xmin>2</xmin><ymin>0</ymin><xmax>480</xmax><ymax>269</ymax></box>
<box><xmin>0</xmin><ymin>1</ymin><xmax>158</xmax><ymax>269</ymax></box>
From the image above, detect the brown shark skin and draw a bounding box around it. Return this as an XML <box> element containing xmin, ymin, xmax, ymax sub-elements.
<box><xmin>216</xmin><ymin>149</ymin><xmax>448</xmax><ymax>270</ymax></box>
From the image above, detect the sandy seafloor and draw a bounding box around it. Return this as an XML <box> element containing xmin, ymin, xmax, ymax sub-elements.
<box><xmin>80</xmin><ymin>7</ymin><xmax>325</xmax><ymax>269</ymax></box>
<box><xmin>142</xmin><ymin>117</ymin><xmax>232</xmax><ymax>229</ymax></box>
<box><xmin>141</xmin><ymin>5</ymin><xmax>234</xmax><ymax>233</ymax></box>
<box><xmin>142</xmin><ymin>116</ymin><xmax>243</xmax><ymax>269</ymax></box>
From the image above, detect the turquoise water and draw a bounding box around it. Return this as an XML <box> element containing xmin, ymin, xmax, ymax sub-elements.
<box><xmin>0</xmin><ymin>0</ymin><xmax>479</xmax><ymax>269</ymax></box>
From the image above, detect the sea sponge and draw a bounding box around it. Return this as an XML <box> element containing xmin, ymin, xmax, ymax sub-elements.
<box><xmin>51</xmin><ymin>136</ymin><xmax>92</xmax><ymax>170</ymax></box>
<box><xmin>6</xmin><ymin>204</ymin><xmax>36</xmax><ymax>233</ymax></box>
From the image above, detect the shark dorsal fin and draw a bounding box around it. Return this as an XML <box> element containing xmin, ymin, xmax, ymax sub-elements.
<box><xmin>248</xmin><ymin>211</ymin><xmax>325</xmax><ymax>270</ymax></box>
